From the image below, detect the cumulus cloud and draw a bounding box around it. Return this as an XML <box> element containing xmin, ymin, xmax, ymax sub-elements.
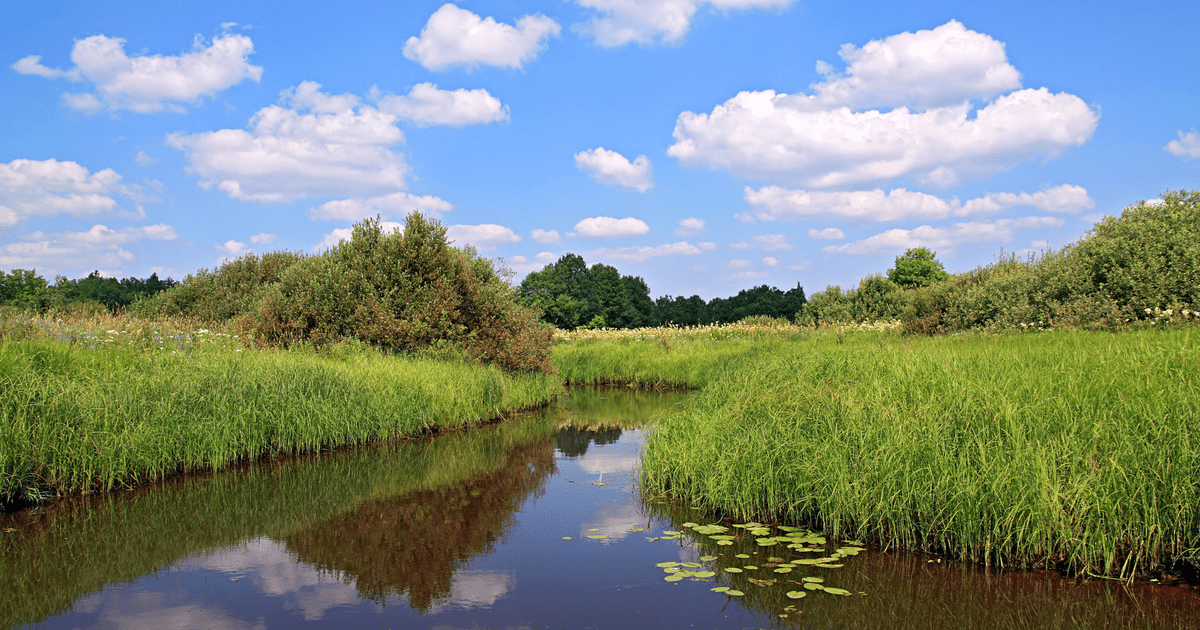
<box><xmin>531</xmin><ymin>228</ymin><xmax>561</xmax><ymax>244</ymax></box>
<box><xmin>403</xmin><ymin>4</ymin><xmax>560</xmax><ymax>71</ymax></box>
<box><xmin>762</xmin><ymin>256</ymin><xmax>778</xmax><ymax>266</ymax></box>
<box><xmin>376</xmin><ymin>83</ymin><xmax>509</xmax><ymax>127</ymax></box>
<box><xmin>668</xmin><ymin>22</ymin><xmax>1098</xmax><ymax>188</ymax></box>
<box><xmin>574</xmin><ymin>147</ymin><xmax>653</xmax><ymax>192</ymax></box>
<box><xmin>446</xmin><ymin>224</ymin><xmax>521</xmax><ymax>251</ymax></box>
<box><xmin>823</xmin><ymin>216</ymin><xmax>1063</xmax><ymax>255</ymax></box>
<box><xmin>168</xmin><ymin>81</ymin><xmax>409</xmax><ymax>203</ymax></box>
<box><xmin>1166</xmin><ymin>129</ymin><xmax>1200</xmax><ymax>158</ymax></box>
<box><xmin>573</xmin><ymin>0</ymin><xmax>793</xmax><ymax>47</ymax></box>
<box><xmin>742</xmin><ymin>184</ymin><xmax>1094</xmax><ymax>222</ymax></box>
<box><xmin>506</xmin><ymin>252</ymin><xmax>558</xmax><ymax>275</ymax></box>
<box><xmin>308</xmin><ymin>192</ymin><xmax>453</xmax><ymax>221</ymax></box>
<box><xmin>675</xmin><ymin>217</ymin><xmax>705</xmax><ymax>236</ymax></box>
<box><xmin>1</xmin><ymin>223</ymin><xmax>177</xmax><ymax>274</ymax></box>
<box><xmin>0</xmin><ymin>158</ymin><xmax>149</xmax><ymax>222</ymax></box>
<box><xmin>250</xmin><ymin>233</ymin><xmax>278</xmax><ymax>245</ymax></box>
<box><xmin>13</xmin><ymin>33</ymin><xmax>262</xmax><ymax>113</ymax></box>
<box><xmin>811</xmin><ymin>20</ymin><xmax>1021</xmax><ymax>110</ymax></box>
<box><xmin>587</xmin><ymin>240</ymin><xmax>713</xmax><ymax>263</ymax></box>
<box><xmin>730</xmin><ymin>233</ymin><xmax>792</xmax><ymax>251</ymax></box>
<box><xmin>570</xmin><ymin>216</ymin><xmax>650</xmax><ymax>238</ymax></box>
<box><xmin>808</xmin><ymin>227</ymin><xmax>844</xmax><ymax>240</ymax></box>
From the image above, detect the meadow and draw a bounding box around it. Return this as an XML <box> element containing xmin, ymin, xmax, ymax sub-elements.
<box><xmin>553</xmin><ymin>324</ymin><xmax>1200</xmax><ymax>578</ymax></box>
<box><xmin>0</xmin><ymin>310</ymin><xmax>560</xmax><ymax>506</ymax></box>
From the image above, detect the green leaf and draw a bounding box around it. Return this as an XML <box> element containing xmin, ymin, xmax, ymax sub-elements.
<box><xmin>656</xmin><ymin>562</ymin><xmax>680</xmax><ymax>568</ymax></box>
<box><xmin>786</xmin><ymin>591</ymin><xmax>807</xmax><ymax>599</ymax></box>
<box><xmin>724</xmin><ymin>567</ymin><xmax>743</xmax><ymax>573</ymax></box>
<box><xmin>680</xmin><ymin>562</ymin><xmax>702</xmax><ymax>568</ymax></box>
<box><xmin>664</xmin><ymin>575</ymin><xmax>684</xmax><ymax>582</ymax></box>
<box><xmin>710</xmin><ymin>586</ymin><xmax>730</xmax><ymax>592</ymax></box>
<box><xmin>699</xmin><ymin>555</ymin><xmax>718</xmax><ymax>561</ymax></box>
<box><xmin>804</xmin><ymin>582</ymin><xmax>824</xmax><ymax>591</ymax></box>
<box><xmin>802</xmin><ymin>577</ymin><xmax>824</xmax><ymax>583</ymax></box>
<box><xmin>735</xmin><ymin>554</ymin><xmax>751</xmax><ymax>559</ymax></box>
<box><xmin>586</xmin><ymin>534</ymin><xmax>608</xmax><ymax>539</ymax></box>
<box><xmin>773</xmin><ymin>567</ymin><xmax>793</xmax><ymax>573</ymax></box>
<box><xmin>823</xmin><ymin>587</ymin><xmax>852</xmax><ymax>596</ymax></box>
<box><xmin>693</xmin><ymin>571</ymin><xmax>716</xmax><ymax>578</ymax></box>
<box><xmin>726</xmin><ymin>590</ymin><xmax>745</xmax><ymax>596</ymax></box>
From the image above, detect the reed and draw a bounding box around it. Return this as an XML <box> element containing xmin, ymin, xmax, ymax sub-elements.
<box><xmin>554</xmin><ymin>326</ymin><xmax>1200</xmax><ymax>577</ymax></box>
<box><xmin>0</xmin><ymin>311</ymin><xmax>561</xmax><ymax>506</ymax></box>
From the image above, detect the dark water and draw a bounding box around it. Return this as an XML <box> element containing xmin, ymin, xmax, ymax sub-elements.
<box><xmin>2</xmin><ymin>389</ymin><xmax>1197</xmax><ymax>630</ymax></box>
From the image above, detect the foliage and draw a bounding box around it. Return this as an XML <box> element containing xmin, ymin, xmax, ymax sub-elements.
<box><xmin>901</xmin><ymin>189</ymin><xmax>1200</xmax><ymax>334</ymax></box>
<box><xmin>887</xmin><ymin>247</ymin><xmax>950</xmax><ymax>287</ymax></box>
<box><xmin>134</xmin><ymin>213</ymin><xmax>553</xmax><ymax>373</ymax></box>
<box><xmin>515</xmin><ymin>254</ymin><xmax>654</xmax><ymax>329</ymax></box>
<box><xmin>798</xmin><ymin>275</ymin><xmax>907</xmax><ymax>325</ymax></box>
<box><xmin>0</xmin><ymin>269</ymin><xmax>178</xmax><ymax>314</ymax></box>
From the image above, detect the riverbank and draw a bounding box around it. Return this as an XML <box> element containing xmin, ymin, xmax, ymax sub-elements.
<box><xmin>554</xmin><ymin>325</ymin><xmax>1200</xmax><ymax>578</ymax></box>
<box><xmin>0</xmin><ymin>313</ymin><xmax>561</xmax><ymax>508</ymax></box>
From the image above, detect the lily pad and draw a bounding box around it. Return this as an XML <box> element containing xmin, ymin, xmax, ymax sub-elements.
<box><xmin>837</xmin><ymin>547</ymin><xmax>865</xmax><ymax>555</ymax></box>
<box><xmin>562</xmin><ymin>536</ymin><xmax>572</xmax><ymax>540</ymax></box>
<box><xmin>767</xmin><ymin>557</ymin><xmax>785</xmax><ymax>563</ymax></box>
<box><xmin>664</xmin><ymin>575</ymin><xmax>684</xmax><ymax>582</ymax></box>
<box><xmin>777</xmin><ymin>526</ymin><xmax>799</xmax><ymax>532</ymax></box>
<box><xmin>773</xmin><ymin>567</ymin><xmax>793</xmax><ymax>573</ymax></box>
<box><xmin>804</xmin><ymin>582</ymin><xmax>825</xmax><ymax>591</ymax></box>
<box><xmin>802</xmin><ymin>577</ymin><xmax>825</xmax><ymax>583</ymax></box>
<box><xmin>587</xmin><ymin>534</ymin><xmax>608</xmax><ymax>539</ymax></box>
<box><xmin>743</xmin><ymin>565</ymin><xmax>758</xmax><ymax>570</ymax></box>
<box><xmin>844</xmin><ymin>539</ymin><xmax>865</xmax><ymax>546</ymax></box>
<box><xmin>735</xmin><ymin>554</ymin><xmax>751</xmax><ymax>559</ymax></box>
<box><xmin>699</xmin><ymin>555</ymin><xmax>718</xmax><ymax>561</ymax></box>
<box><xmin>815</xmin><ymin>563</ymin><xmax>844</xmax><ymax>568</ymax></box>
<box><xmin>709</xmin><ymin>535</ymin><xmax>735</xmax><ymax>541</ymax></box>
<box><xmin>786</xmin><ymin>590</ymin><xmax>807</xmax><ymax>599</ymax></box>
<box><xmin>682</xmin><ymin>522</ymin><xmax>698</xmax><ymax>528</ymax></box>
<box><xmin>663</xmin><ymin>530</ymin><xmax>681</xmax><ymax>535</ymax></box>
<box><xmin>656</xmin><ymin>562</ymin><xmax>681</xmax><ymax>568</ymax></box>
<box><xmin>710</xmin><ymin>586</ymin><xmax>730</xmax><ymax>592</ymax></box>
<box><xmin>716</xmin><ymin>540</ymin><xmax>734</xmax><ymax>546</ymax></box>
<box><xmin>587</xmin><ymin>528</ymin><xmax>600</xmax><ymax>532</ymax></box>
<box><xmin>680</xmin><ymin>562</ymin><xmax>702</xmax><ymax>568</ymax></box>
<box><xmin>724</xmin><ymin>567</ymin><xmax>743</xmax><ymax>573</ymax></box>
<box><xmin>823</xmin><ymin>587</ymin><xmax>852</xmax><ymax>596</ymax></box>
<box><xmin>726</xmin><ymin>590</ymin><xmax>745</xmax><ymax>597</ymax></box>
<box><xmin>693</xmin><ymin>571</ymin><xmax>716</xmax><ymax>578</ymax></box>
<box><xmin>628</xmin><ymin>527</ymin><xmax>645</xmax><ymax>533</ymax></box>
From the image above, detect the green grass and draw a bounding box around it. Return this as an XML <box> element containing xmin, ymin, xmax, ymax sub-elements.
<box><xmin>0</xmin><ymin>326</ymin><xmax>560</xmax><ymax>505</ymax></box>
<box><xmin>557</xmin><ymin>327</ymin><xmax>1200</xmax><ymax>577</ymax></box>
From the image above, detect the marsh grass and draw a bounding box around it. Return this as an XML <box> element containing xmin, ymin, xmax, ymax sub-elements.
<box><xmin>0</xmin><ymin>310</ymin><xmax>561</xmax><ymax>506</ymax></box>
<box><xmin>555</xmin><ymin>327</ymin><xmax>1200</xmax><ymax>577</ymax></box>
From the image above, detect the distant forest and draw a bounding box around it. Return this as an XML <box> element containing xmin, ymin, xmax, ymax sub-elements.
<box><xmin>0</xmin><ymin>269</ymin><xmax>176</xmax><ymax>313</ymax></box>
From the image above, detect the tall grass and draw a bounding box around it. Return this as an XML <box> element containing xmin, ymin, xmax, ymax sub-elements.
<box><xmin>0</xmin><ymin>311</ymin><xmax>561</xmax><ymax>506</ymax></box>
<box><xmin>554</xmin><ymin>327</ymin><xmax>1200</xmax><ymax>577</ymax></box>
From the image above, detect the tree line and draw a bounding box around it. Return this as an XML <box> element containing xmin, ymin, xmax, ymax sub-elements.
<box><xmin>0</xmin><ymin>269</ymin><xmax>177</xmax><ymax>313</ymax></box>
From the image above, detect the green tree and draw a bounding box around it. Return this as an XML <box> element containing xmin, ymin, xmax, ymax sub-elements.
<box><xmin>888</xmin><ymin>247</ymin><xmax>950</xmax><ymax>287</ymax></box>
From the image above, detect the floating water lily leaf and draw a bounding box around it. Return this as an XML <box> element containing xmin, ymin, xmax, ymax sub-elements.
<box><xmin>802</xmin><ymin>577</ymin><xmax>825</xmax><ymax>583</ymax></box>
<box><xmin>815</xmin><ymin>563</ymin><xmax>844</xmax><ymax>568</ymax></box>
<box><xmin>587</xmin><ymin>528</ymin><xmax>600</xmax><ymax>532</ymax></box>
<box><xmin>682</xmin><ymin>522</ymin><xmax>698</xmax><ymax>528</ymax></box>
<box><xmin>844</xmin><ymin>539</ymin><xmax>864</xmax><ymax>546</ymax></box>
<box><xmin>628</xmin><ymin>527</ymin><xmax>645</xmax><ymax>533</ymax></box>
<box><xmin>743</xmin><ymin>565</ymin><xmax>758</xmax><ymax>570</ymax></box>
<box><xmin>693</xmin><ymin>571</ymin><xmax>716</xmax><ymax>578</ymax></box>
<box><xmin>823</xmin><ymin>587</ymin><xmax>851</xmax><ymax>596</ymax></box>
<box><xmin>724</xmin><ymin>567</ymin><xmax>743</xmax><ymax>573</ymax></box>
<box><xmin>716</xmin><ymin>540</ymin><xmax>734</xmax><ymax>546</ymax></box>
<box><xmin>794</xmin><ymin>559</ymin><xmax>823</xmax><ymax>565</ymax></box>
<box><xmin>804</xmin><ymin>582</ymin><xmax>825</xmax><ymax>591</ymax></box>
<box><xmin>786</xmin><ymin>590</ymin><xmax>807</xmax><ymax>599</ymax></box>
<box><xmin>664</xmin><ymin>568</ymin><xmax>682</xmax><ymax>573</ymax></box>
<box><xmin>837</xmin><ymin>547</ymin><xmax>864</xmax><ymax>555</ymax></box>
<box><xmin>587</xmin><ymin>534</ymin><xmax>608</xmax><ymax>539</ymax></box>
<box><xmin>676</xmin><ymin>571</ymin><xmax>697</xmax><ymax>578</ymax></box>
<box><xmin>735</xmin><ymin>554</ymin><xmax>751</xmax><ymax>559</ymax></box>
<box><xmin>726</xmin><ymin>590</ymin><xmax>745</xmax><ymax>596</ymax></box>
<box><xmin>773</xmin><ymin>567</ymin><xmax>793</xmax><ymax>573</ymax></box>
<box><xmin>767</xmin><ymin>557</ymin><xmax>785</xmax><ymax>563</ymax></box>
<box><xmin>658</xmin><ymin>561</ymin><xmax>681</xmax><ymax>567</ymax></box>
<box><xmin>756</xmin><ymin>540</ymin><xmax>778</xmax><ymax>547</ymax></box>
<box><xmin>748</xmin><ymin>578</ymin><xmax>776</xmax><ymax>587</ymax></box>
<box><xmin>711</xmin><ymin>586</ymin><xmax>730</xmax><ymax>592</ymax></box>
<box><xmin>680</xmin><ymin>562</ymin><xmax>702</xmax><ymax>568</ymax></box>
<box><xmin>778</xmin><ymin>526</ymin><xmax>799</xmax><ymax>532</ymax></box>
<box><xmin>663</xmin><ymin>530</ymin><xmax>681</xmax><ymax>535</ymax></box>
<box><xmin>664</xmin><ymin>575</ymin><xmax>684</xmax><ymax>582</ymax></box>
<box><xmin>709</xmin><ymin>535</ymin><xmax>735</xmax><ymax>541</ymax></box>
<box><xmin>750</xmin><ymin>528</ymin><xmax>772</xmax><ymax>536</ymax></box>
<box><xmin>699</xmin><ymin>555</ymin><xmax>717</xmax><ymax>561</ymax></box>
<box><xmin>562</xmin><ymin>536</ymin><xmax>572</xmax><ymax>540</ymax></box>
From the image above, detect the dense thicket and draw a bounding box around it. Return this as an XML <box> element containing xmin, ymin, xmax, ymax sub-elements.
<box><xmin>135</xmin><ymin>213</ymin><xmax>553</xmax><ymax>372</ymax></box>
<box><xmin>516</xmin><ymin>253</ymin><xmax>806</xmax><ymax>329</ymax></box>
<box><xmin>0</xmin><ymin>269</ymin><xmax>176</xmax><ymax>313</ymax></box>
<box><xmin>907</xmin><ymin>188</ymin><xmax>1200</xmax><ymax>334</ymax></box>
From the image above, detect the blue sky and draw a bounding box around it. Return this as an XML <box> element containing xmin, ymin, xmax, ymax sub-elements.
<box><xmin>3</xmin><ymin>0</ymin><xmax>1198</xmax><ymax>299</ymax></box>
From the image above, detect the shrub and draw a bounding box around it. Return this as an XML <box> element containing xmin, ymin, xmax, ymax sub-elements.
<box><xmin>796</xmin><ymin>285</ymin><xmax>854</xmax><ymax>325</ymax></box>
<box><xmin>887</xmin><ymin>247</ymin><xmax>950</xmax><ymax>287</ymax></box>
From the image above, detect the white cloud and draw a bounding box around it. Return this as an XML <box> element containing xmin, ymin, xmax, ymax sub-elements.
<box><xmin>249</xmin><ymin>233</ymin><xmax>277</xmax><ymax>245</ymax></box>
<box><xmin>312</xmin><ymin>221</ymin><xmax>404</xmax><ymax>252</ymax></box>
<box><xmin>0</xmin><ymin>158</ymin><xmax>148</xmax><ymax>222</ymax></box>
<box><xmin>531</xmin><ymin>228</ymin><xmax>561</xmax><ymax>244</ymax></box>
<box><xmin>675</xmin><ymin>217</ymin><xmax>705</xmax><ymax>236</ymax></box>
<box><xmin>574</xmin><ymin>147</ymin><xmax>653</xmax><ymax>192</ymax></box>
<box><xmin>308</xmin><ymin>192</ymin><xmax>453</xmax><ymax>221</ymax></box>
<box><xmin>1166</xmin><ymin>129</ymin><xmax>1200</xmax><ymax>158</ymax></box>
<box><xmin>216</xmin><ymin>239</ymin><xmax>247</xmax><ymax>256</ymax></box>
<box><xmin>811</xmin><ymin>20</ymin><xmax>1021</xmax><ymax>110</ymax></box>
<box><xmin>134</xmin><ymin>151</ymin><xmax>155</xmax><ymax>166</ymax></box>
<box><xmin>726</xmin><ymin>259</ymin><xmax>752</xmax><ymax>269</ymax></box>
<box><xmin>573</xmin><ymin>0</ymin><xmax>793</xmax><ymax>48</ymax></box>
<box><xmin>14</xmin><ymin>33</ymin><xmax>262</xmax><ymax>113</ymax></box>
<box><xmin>721</xmin><ymin>270</ymin><xmax>770</xmax><ymax>281</ymax></box>
<box><xmin>570</xmin><ymin>216</ymin><xmax>650</xmax><ymax>238</ymax></box>
<box><xmin>1</xmin><ymin>223</ymin><xmax>177</xmax><ymax>274</ymax></box>
<box><xmin>762</xmin><ymin>256</ymin><xmax>778</xmax><ymax>266</ymax></box>
<box><xmin>446</xmin><ymin>223</ymin><xmax>521</xmax><ymax>251</ymax></box>
<box><xmin>823</xmin><ymin>216</ymin><xmax>1063</xmax><ymax>255</ymax></box>
<box><xmin>730</xmin><ymin>233</ymin><xmax>792</xmax><ymax>251</ymax></box>
<box><xmin>668</xmin><ymin>22</ymin><xmax>1098</xmax><ymax>189</ymax></box>
<box><xmin>587</xmin><ymin>240</ymin><xmax>709</xmax><ymax>263</ymax></box>
<box><xmin>808</xmin><ymin>227</ymin><xmax>845</xmax><ymax>240</ymax></box>
<box><xmin>168</xmin><ymin>82</ymin><xmax>408</xmax><ymax>203</ymax></box>
<box><xmin>742</xmin><ymin>184</ymin><xmax>1094</xmax><ymax>222</ymax></box>
<box><xmin>403</xmin><ymin>4</ymin><xmax>560</xmax><ymax>72</ymax></box>
<box><xmin>376</xmin><ymin>83</ymin><xmax>509</xmax><ymax>127</ymax></box>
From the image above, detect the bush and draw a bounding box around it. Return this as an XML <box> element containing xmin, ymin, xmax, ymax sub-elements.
<box><xmin>797</xmin><ymin>285</ymin><xmax>853</xmax><ymax>325</ymax></box>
